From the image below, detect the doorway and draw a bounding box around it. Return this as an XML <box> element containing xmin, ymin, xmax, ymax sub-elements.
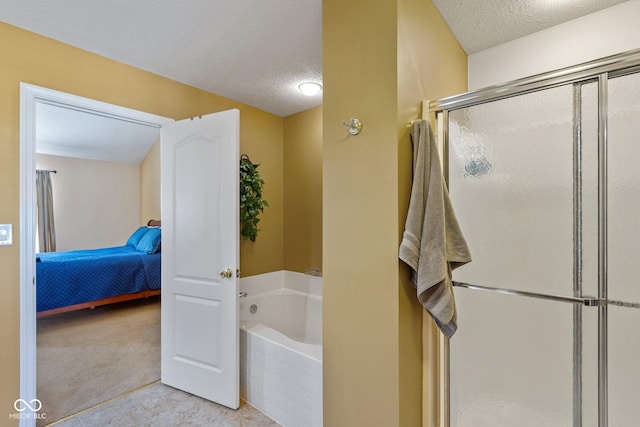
<box><xmin>432</xmin><ymin>49</ymin><xmax>640</xmax><ymax>426</ymax></box>
<box><xmin>19</xmin><ymin>83</ymin><xmax>173</xmax><ymax>423</ymax></box>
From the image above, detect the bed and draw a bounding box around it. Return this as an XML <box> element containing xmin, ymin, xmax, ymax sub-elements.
<box><xmin>36</xmin><ymin>220</ymin><xmax>162</xmax><ymax>318</ymax></box>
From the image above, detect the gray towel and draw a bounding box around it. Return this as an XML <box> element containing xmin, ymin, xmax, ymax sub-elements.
<box><xmin>399</xmin><ymin>120</ymin><xmax>471</xmax><ymax>337</ymax></box>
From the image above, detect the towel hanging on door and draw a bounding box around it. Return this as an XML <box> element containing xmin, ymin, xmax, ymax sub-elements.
<box><xmin>399</xmin><ymin>120</ymin><xmax>471</xmax><ymax>337</ymax></box>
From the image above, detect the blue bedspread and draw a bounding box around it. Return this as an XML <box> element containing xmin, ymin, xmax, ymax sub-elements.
<box><xmin>36</xmin><ymin>246</ymin><xmax>161</xmax><ymax>312</ymax></box>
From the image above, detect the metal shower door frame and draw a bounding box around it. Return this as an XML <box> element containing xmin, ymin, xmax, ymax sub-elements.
<box><xmin>430</xmin><ymin>48</ymin><xmax>640</xmax><ymax>427</ymax></box>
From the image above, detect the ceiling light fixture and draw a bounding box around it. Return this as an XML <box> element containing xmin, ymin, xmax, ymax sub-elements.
<box><xmin>298</xmin><ymin>82</ymin><xmax>323</xmax><ymax>96</ymax></box>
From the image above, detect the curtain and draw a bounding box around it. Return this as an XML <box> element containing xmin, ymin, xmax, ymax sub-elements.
<box><xmin>36</xmin><ymin>170</ymin><xmax>56</xmax><ymax>252</ymax></box>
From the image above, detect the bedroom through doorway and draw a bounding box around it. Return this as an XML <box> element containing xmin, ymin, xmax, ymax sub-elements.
<box><xmin>20</xmin><ymin>84</ymin><xmax>173</xmax><ymax>425</ymax></box>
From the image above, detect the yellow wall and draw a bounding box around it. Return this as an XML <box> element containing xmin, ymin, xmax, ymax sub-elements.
<box><xmin>238</xmin><ymin>111</ymin><xmax>285</xmax><ymax>277</ymax></box>
<box><xmin>0</xmin><ymin>22</ymin><xmax>284</xmax><ymax>422</ymax></box>
<box><xmin>323</xmin><ymin>0</ymin><xmax>466</xmax><ymax>425</ymax></box>
<box><xmin>323</xmin><ymin>0</ymin><xmax>402</xmax><ymax>425</ymax></box>
<box><xmin>1</xmin><ymin>0</ymin><xmax>465</xmax><ymax>421</ymax></box>
<box><xmin>397</xmin><ymin>1</ymin><xmax>468</xmax><ymax>425</ymax></box>
<box><xmin>283</xmin><ymin>106</ymin><xmax>323</xmax><ymax>273</ymax></box>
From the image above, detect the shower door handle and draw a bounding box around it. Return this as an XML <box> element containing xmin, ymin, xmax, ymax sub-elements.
<box><xmin>453</xmin><ymin>281</ymin><xmax>601</xmax><ymax>306</ymax></box>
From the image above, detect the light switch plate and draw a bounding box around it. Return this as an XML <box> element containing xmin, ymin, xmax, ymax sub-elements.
<box><xmin>0</xmin><ymin>224</ymin><xmax>13</xmax><ymax>246</ymax></box>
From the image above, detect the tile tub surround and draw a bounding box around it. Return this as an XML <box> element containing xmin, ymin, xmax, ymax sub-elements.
<box><xmin>239</xmin><ymin>271</ymin><xmax>323</xmax><ymax>427</ymax></box>
<box><xmin>239</xmin><ymin>270</ymin><xmax>322</xmax><ymax>298</ymax></box>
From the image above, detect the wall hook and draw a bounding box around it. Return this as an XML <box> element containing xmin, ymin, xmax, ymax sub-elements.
<box><xmin>341</xmin><ymin>118</ymin><xmax>363</xmax><ymax>135</ymax></box>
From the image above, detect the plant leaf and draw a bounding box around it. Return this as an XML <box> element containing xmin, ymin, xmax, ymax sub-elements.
<box><xmin>239</xmin><ymin>156</ymin><xmax>269</xmax><ymax>242</ymax></box>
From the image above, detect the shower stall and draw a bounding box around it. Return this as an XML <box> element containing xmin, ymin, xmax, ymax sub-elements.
<box><xmin>431</xmin><ymin>49</ymin><xmax>640</xmax><ymax>427</ymax></box>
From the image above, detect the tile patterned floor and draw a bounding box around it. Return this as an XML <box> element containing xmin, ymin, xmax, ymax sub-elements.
<box><xmin>50</xmin><ymin>382</ymin><xmax>280</xmax><ymax>427</ymax></box>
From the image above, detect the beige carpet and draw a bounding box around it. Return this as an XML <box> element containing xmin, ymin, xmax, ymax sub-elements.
<box><xmin>37</xmin><ymin>296</ymin><xmax>161</xmax><ymax>426</ymax></box>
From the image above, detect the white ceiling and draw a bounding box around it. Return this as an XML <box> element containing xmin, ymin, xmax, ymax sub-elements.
<box><xmin>35</xmin><ymin>102</ymin><xmax>163</xmax><ymax>165</ymax></box>
<box><xmin>2</xmin><ymin>0</ymin><xmax>629</xmax><ymax>164</ymax></box>
<box><xmin>0</xmin><ymin>0</ymin><xmax>322</xmax><ymax>118</ymax></box>
<box><xmin>432</xmin><ymin>0</ymin><xmax>629</xmax><ymax>54</ymax></box>
<box><xmin>1</xmin><ymin>0</ymin><xmax>630</xmax><ymax>115</ymax></box>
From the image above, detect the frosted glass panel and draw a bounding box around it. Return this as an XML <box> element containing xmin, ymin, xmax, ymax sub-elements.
<box><xmin>608</xmin><ymin>305</ymin><xmax>640</xmax><ymax>427</ymax></box>
<box><xmin>444</xmin><ymin>67</ymin><xmax>640</xmax><ymax>427</ymax></box>
<box><xmin>608</xmin><ymin>72</ymin><xmax>640</xmax><ymax>304</ymax></box>
<box><xmin>608</xmin><ymin>71</ymin><xmax>640</xmax><ymax>427</ymax></box>
<box><xmin>451</xmin><ymin>288</ymin><xmax>599</xmax><ymax>427</ymax></box>
<box><xmin>446</xmin><ymin>81</ymin><xmax>601</xmax><ymax>427</ymax></box>
<box><xmin>449</xmin><ymin>85</ymin><xmax>575</xmax><ymax>296</ymax></box>
<box><xmin>580</xmin><ymin>82</ymin><xmax>600</xmax><ymax>300</ymax></box>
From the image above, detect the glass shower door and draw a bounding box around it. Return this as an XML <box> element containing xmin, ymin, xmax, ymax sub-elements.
<box><xmin>446</xmin><ymin>81</ymin><xmax>600</xmax><ymax>427</ymax></box>
<box><xmin>607</xmin><ymin>70</ymin><xmax>640</xmax><ymax>427</ymax></box>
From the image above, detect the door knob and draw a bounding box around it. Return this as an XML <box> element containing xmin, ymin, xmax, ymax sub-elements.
<box><xmin>219</xmin><ymin>268</ymin><xmax>233</xmax><ymax>279</ymax></box>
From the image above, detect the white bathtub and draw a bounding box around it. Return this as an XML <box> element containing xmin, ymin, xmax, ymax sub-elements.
<box><xmin>239</xmin><ymin>270</ymin><xmax>323</xmax><ymax>427</ymax></box>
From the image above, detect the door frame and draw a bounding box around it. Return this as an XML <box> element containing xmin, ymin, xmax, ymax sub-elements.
<box><xmin>19</xmin><ymin>83</ymin><xmax>173</xmax><ymax>426</ymax></box>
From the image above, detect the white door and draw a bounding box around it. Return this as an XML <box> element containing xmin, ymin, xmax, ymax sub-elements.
<box><xmin>160</xmin><ymin>109</ymin><xmax>239</xmax><ymax>409</ymax></box>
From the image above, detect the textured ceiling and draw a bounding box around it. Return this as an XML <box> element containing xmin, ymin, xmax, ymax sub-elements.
<box><xmin>36</xmin><ymin>102</ymin><xmax>163</xmax><ymax>165</ymax></box>
<box><xmin>2</xmin><ymin>0</ymin><xmax>630</xmax><ymax>163</ymax></box>
<box><xmin>2</xmin><ymin>0</ymin><xmax>629</xmax><ymax>117</ymax></box>
<box><xmin>0</xmin><ymin>0</ymin><xmax>322</xmax><ymax>118</ymax></box>
<box><xmin>432</xmin><ymin>0</ymin><xmax>629</xmax><ymax>54</ymax></box>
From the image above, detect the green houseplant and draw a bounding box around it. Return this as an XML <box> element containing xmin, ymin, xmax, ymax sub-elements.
<box><xmin>240</xmin><ymin>154</ymin><xmax>269</xmax><ymax>242</ymax></box>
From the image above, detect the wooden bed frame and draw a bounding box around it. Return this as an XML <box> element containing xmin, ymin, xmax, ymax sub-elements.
<box><xmin>36</xmin><ymin>220</ymin><xmax>162</xmax><ymax>319</ymax></box>
<box><xmin>36</xmin><ymin>289</ymin><xmax>161</xmax><ymax>319</ymax></box>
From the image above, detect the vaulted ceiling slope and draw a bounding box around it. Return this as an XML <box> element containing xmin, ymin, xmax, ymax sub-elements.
<box><xmin>432</xmin><ymin>0</ymin><xmax>629</xmax><ymax>54</ymax></box>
